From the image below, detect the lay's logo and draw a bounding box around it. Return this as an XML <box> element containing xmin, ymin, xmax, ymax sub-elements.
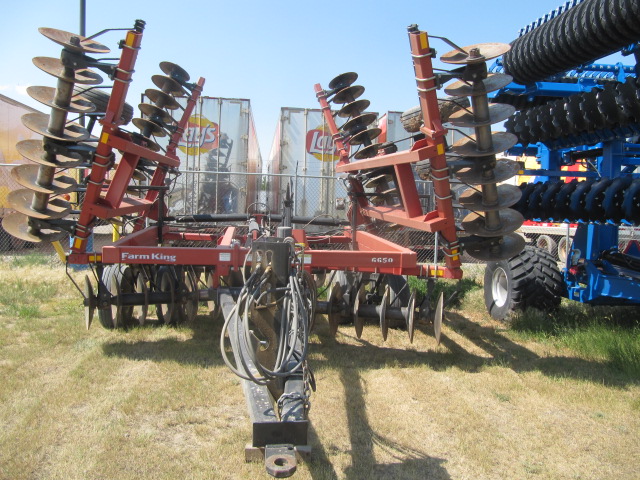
<box><xmin>178</xmin><ymin>114</ymin><xmax>219</xmax><ymax>155</ymax></box>
<box><xmin>306</xmin><ymin>125</ymin><xmax>340</xmax><ymax>162</ymax></box>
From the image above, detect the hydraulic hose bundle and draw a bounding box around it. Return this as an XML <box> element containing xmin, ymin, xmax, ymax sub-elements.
<box><xmin>219</xmin><ymin>242</ymin><xmax>310</xmax><ymax>386</ymax></box>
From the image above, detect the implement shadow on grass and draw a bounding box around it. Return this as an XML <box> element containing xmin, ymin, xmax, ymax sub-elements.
<box><xmin>101</xmin><ymin>314</ymin><xmax>224</xmax><ymax>367</ymax></box>
<box><xmin>440</xmin><ymin>312</ymin><xmax>639</xmax><ymax>387</ymax></box>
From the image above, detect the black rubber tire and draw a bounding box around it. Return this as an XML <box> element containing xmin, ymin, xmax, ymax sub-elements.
<box><xmin>536</xmin><ymin>235</ymin><xmax>558</xmax><ymax>257</ymax></box>
<box><xmin>503</xmin><ymin>0</ymin><xmax>640</xmax><ymax>84</ymax></box>
<box><xmin>73</xmin><ymin>86</ymin><xmax>134</xmax><ymax>126</ymax></box>
<box><xmin>484</xmin><ymin>245</ymin><xmax>564</xmax><ymax>321</ymax></box>
<box><xmin>400</xmin><ymin>96</ymin><xmax>472</xmax><ymax>133</ymax></box>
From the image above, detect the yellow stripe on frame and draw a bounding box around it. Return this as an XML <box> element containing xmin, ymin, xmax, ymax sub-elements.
<box><xmin>100</xmin><ymin>132</ymin><xmax>110</xmax><ymax>144</ymax></box>
<box><xmin>419</xmin><ymin>33</ymin><xmax>429</xmax><ymax>50</ymax></box>
<box><xmin>437</xmin><ymin>143</ymin><xmax>445</xmax><ymax>155</ymax></box>
<box><xmin>125</xmin><ymin>31</ymin><xmax>136</xmax><ymax>47</ymax></box>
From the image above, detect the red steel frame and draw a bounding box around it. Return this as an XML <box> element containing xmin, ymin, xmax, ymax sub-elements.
<box><xmin>67</xmin><ymin>24</ymin><xmax>204</xmax><ymax>265</ymax></box>
<box><xmin>68</xmin><ymin>26</ymin><xmax>461</xmax><ymax>282</ymax></box>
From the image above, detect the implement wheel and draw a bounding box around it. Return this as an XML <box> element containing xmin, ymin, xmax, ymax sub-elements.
<box><xmin>484</xmin><ymin>246</ymin><xmax>564</xmax><ymax>321</ymax></box>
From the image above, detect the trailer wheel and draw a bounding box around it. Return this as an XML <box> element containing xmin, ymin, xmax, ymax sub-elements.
<box><xmin>484</xmin><ymin>246</ymin><xmax>564</xmax><ymax>321</ymax></box>
<box><xmin>536</xmin><ymin>235</ymin><xmax>557</xmax><ymax>257</ymax></box>
<box><xmin>557</xmin><ymin>236</ymin><xmax>570</xmax><ymax>262</ymax></box>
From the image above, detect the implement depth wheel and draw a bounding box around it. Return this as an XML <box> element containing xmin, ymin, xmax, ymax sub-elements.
<box><xmin>484</xmin><ymin>245</ymin><xmax>564</xmax><ymax>321</ymax></box>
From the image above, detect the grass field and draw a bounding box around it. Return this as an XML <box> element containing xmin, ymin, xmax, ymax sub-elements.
<box><xmin>0</xmin><ymin>255</ymin><xmax>638</xmax><ymax>479</ymax></box>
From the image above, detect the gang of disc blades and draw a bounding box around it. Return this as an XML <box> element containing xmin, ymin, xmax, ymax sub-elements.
<box><xmin>354</xmin><ymin>143</ymin><xmax>381</xmax><ymax>160</ymax></box>
<box><xmin>463</xmin><ymin>233</ymin><xmax>526</xmax><ymax>262</ymax></box>
<box><xmin>145</xmin><ymin>89</ymin><xmax>180</xmax><ymax>110</ymax></box>
<box><xmin>454</xmin><ymin>158</ymin><xmax>520</xmax><ymax>185</ymax></box>
<box><xmin>151</xmin><ymin>75</ymin><xmax>186</xmax><ymax>96</ymax></box>
<box><xmin>433</xmin><ymin>291</ymin><xmax>443</xmax><ymax>345</ymax></box>
<box><xmin>39</xmin><ymin>27</ymin><xmax>110</xmax><ymax>54</ymax></box>
<box><xmin>8</xmin><ymin>189</ymin><xmax>71</xmax><ymax>219</ymax></box>
<box><xmin>22</xmin><ymin>113</ymin><xmax>90</xmax><ymax>143</ymax></box>
<box><xmin>139</xmin><ymin>103</ymin><xmax>175</xmax><ymax>124</ymax></box>
<box><xmin>33</xmin><ymin>57</ymin><xmax>103</xmax><ymax>85</ymax></box>
<box><xmin>132</xmin><ymin>118</ymin><xmax>166</xmax><ymax>138</ymax></box>
<box><xmin>84</xmin><ymin>275</ymin><xmax>96</xmax><ymax>330</ymax></box>
<box><xmin>444</xmin><ymin>74</ymin><xmax>513</xmax><ymax>97</ymax></box>
<box><xmin>11</xmin><ymin>164</ymin><xmax>77</xmax><ymax>195</ymax></box>
<box><xmin>342</xmin><ymin>113</ymin><xmax>377</xmax><ymax>133</ymax></box>
<box><xmin>27</xmin><ymin>86</ymin><xmax>95</xmax><ymax>114</ymax></box>
<box><xmin>16</xmin><ymin>140</ymin><xmax>84</xmax><ymax>168</ymax></box>
<box><xmin>329</xmin><ymin>72</ymin><xmax>358</xmax><ymax>90</ymax></box>
<box><xmin>458</xmin><ymin>184</ymin><xmax>522</xmax><ymax>211</ymax></box>
<box><xmin>441</xmin><ymin>42</ymin><xmax>510</xmax><ymax>64</ymax></box>
<box><xmin>349</xmin><ymin>128</ymin><xmax>381</xmax><ymax>145</ymax></box>
<box><xmin>338</xmin><ymin>99</ymin><xmax>370</xmax><ymax>118</ymax></box>
<box><xmin>461</xmin><ymin>209</ymin><xmax>524</xmax><ymax>237</ymax></box>
<box><xmin>451</xmin><ymin>132</ymin><xmax>518</xmax><ymax>157</ymax></box>
<box><xmin>159</xmin><ymin>61</ymin><xmax>190</xmax><ymax>82</ymax></box>
<box><xmin>2</xmin><ymin>212</ymin><xmax>67</xmax><ymax>243</ymax></box>
<box><xmin>448</xmin><ymin>103</ymin><xmax>516</xmax><ymax>128</ymax></box>
<box><xmin>332</xmin><ymin>85</ymin><xmax>365</xmax><ymax>104</ymax></box>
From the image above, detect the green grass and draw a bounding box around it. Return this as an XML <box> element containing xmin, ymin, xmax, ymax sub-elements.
<box><xmin>509</xmin><ymin>304</ymin><xmax>640</xmax><ymax>376</ymax></box>
<box><xmin>8</xmin><ymin>253</ymin><xmax>53</xmax><ymax>268</ymax></box>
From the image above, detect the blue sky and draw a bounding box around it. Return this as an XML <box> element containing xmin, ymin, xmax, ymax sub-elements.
<box><xmin>0</xmin><ymin>0</ymin><xmax>591</xmax><ymax>158</ymax></box>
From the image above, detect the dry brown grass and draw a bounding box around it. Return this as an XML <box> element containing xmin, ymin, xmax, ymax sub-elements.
<box><xmin>0</xmin><ymin>260</ymin><xmax>638</xmax><ymax>479</ymax></box>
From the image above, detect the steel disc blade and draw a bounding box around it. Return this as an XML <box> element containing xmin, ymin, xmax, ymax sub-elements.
<box><xmin>342</xmin><ymin>113</ymin><xmax>377</xmax><ymax>133</ymax></box>
<box><xmin>138</xmin><ymin>103</ymin><xmax>175</xmax><ymax>124</ymax></box>
<box><xmin>11</xmin><ymin>164</ymin><xmax>77</xmax><ymax>195</ymax></box>
<box><xmin>159</xmin><ymin>61</ymin><xmax>190</xmax><ymax>82</ymax></box>
<box><xmin>451</xmin><ymin>132</ymin><xmax>518</xmax><ymax>157</ymax></box>
<box><xmin>448</xmin><ymin>103</ymin><xmax>516</xmax><ymax>128</ymax></box>
<box><xmin>349</xmin><ymin>128</ymin><xmax>381</xmax><ymax>145</ymax></box>
<box><xmin>463</xmin><ymin>233</ymin><xmax>525</xmax><ymax>262</ymax></box>
<box><xmin>151</xmin><ymin>75</ymin><xmax>186</xmax><ymax>96</ymax></box>
<box><xmin>379</xmin><ymin>286</ymin><xmax>390</xmax><ymax>341</ymax></box>
<box><xmin>461</xmin><ymin>209</ymin><xmax>524</xmax><ymax>237</ymax></box>
<box><xmin>2</xmin><ymin>212</ymin><xmax>67</xmax><ymax>243</ymax></box>
<box><xmin>130</xmin><ymin>133</ymin><xmax>161</xmax><ymax>152</ymax></box>
<box><xmin>364</xmin><ymin>173</ymin><xmax>392</xmax><ymax>189</ymax></box>
<box><xmin>458</xmin><ymin>184</ymin><xmax>522</xmax><ymax>211</ymax></box>
<box><xmin>8</xmin><ymin>189</ymin><xmax>71</xmax><ymax>219</ymax></box>
<box><xmin>454</xmin><ymin>158</ymin><xmax>520</xmax><ymax>185</ymax></box>
<box><xmin>27</xmin><ymin>86</ymin><xmax>95</xmax><ymax>114</ymax></box>
<box><xmin>354</xmin><ymin>143</ymin><xmax>382</xmax><ymax>160</ymax></box>
<box><xmin>332</xmin><ymin>85</ymin><xmax>365</xmax><ymax>104</ymax></box>
<box><xmin>16</xmin><ymin>140</ymin><xmax>83</xmax><ymax>168</ymax></box>
<box><xmin>329</xmin><ymin>72</ymin><xmax>358</xmax><ymax>90</ymax></box>
<box><xmin>84</xmin><ymin>275</ymin><xmax>96</xmax><ymax>330</ymax></box>
<box><xmin>145</xmin><ymin>88</ymin><xmax>180</xmax><ymax>110</ymax></box>
<box><xmin>338</xmin><ymin>99</ymin><xmax>370</xmax><ymax>118</ymax></box>
<box><xmin>353</xmin><ymin>286</ymin><xmax>365</xmax><ymax>339</ymax></box>
<box><xmin>33</xmin><ymin>57</ymin><xmax>102</xmax><ymax>85</ymax></box>
<box><xmin>327</xmin><ymin>284</ymin><xmax>342</xmax><ymax>337</ymax></box>
<box><xmin>441</xmin><ymin>42</ymin><xmax>510</xmax><ymax>64</ymax></box>
<box><xmin>22</xmin><ymin>113</ymin><xmax>90</xmax><ymax>143</ymax></box>
<box><xmin>132</xmin><ymin>118</ymin><xmax>167</xmax><ymax>138</ymax></box>
<box><xmin>444</xmin><ymin>74</ymin><xmax>513</xmax><ymax>97</ymax></box>
<box><xmin>38</xmin><ymin>27</ymin><xmax>110</xmax><ymax>54</ymax></box>
<box><xmin>406</xmin><ymin>291</ymin><xmax>416</xmax><ymax>344</ymax></box>
<box><xmin>433</xmin><ymin>292</ymin><xmax>443</xmax><ymax>345</ymax></box>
